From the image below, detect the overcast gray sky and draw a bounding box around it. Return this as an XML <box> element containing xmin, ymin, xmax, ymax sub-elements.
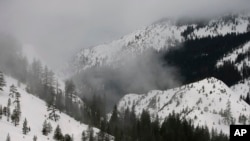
<box><xmin>0</xmin><ymin>0</ymin><xmax>250</xmax><ymax>70</ymax></box>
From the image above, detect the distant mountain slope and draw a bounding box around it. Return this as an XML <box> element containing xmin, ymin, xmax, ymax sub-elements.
<box><xmin>0</xmin><ymin>76</ymin><xmax>109</xmax><ymax>141</ymax></box>
<box><xmin>231</xmin><ymin>78</ymin><xmax>250</xmax><ymax>98</ymax></box>
<box><xmin>68</xmin><ymin>13</ymin><xmax>250</xmax><ymax>74</ymax></box>
<box><xmin>217</xmin><ymin>41</ymin><xmax>250</xmax><ymax>71</ymax></box>
<box><xmin>117</xmin><ymin>77</ymin><xmax>250</xmax><ymax>135</ymax></box>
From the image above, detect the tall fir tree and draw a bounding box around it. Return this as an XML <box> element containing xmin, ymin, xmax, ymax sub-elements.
<box><xmin>65</xmin><ymin>79</ymin><xmax>76</xmax><ymax>113</ymax></box>
<box><xmin>0</xmin><ymin>71</ymin><xmax>6</xmax><ymax>91</ymax></box>
<box><xmin>9</xmin><ymin>85</ymin><xmax>17</xmax><ymax>98</ymax></box>
<box><xmin>0</xmin><ymin>105</ymin><xmax>3</xmax><ymax>119</ymax></box>
<box><xmin>33</xmin><ymin>135</ymin><xmax>37</xmax><ymax>141</ymax></box>
<box><xmin>7</xmin><ymin>98</ymin><xmax>11</xmax><ymax>121</ymax></box>
<box><xmin>22</xmin><ymin>118</ymin><xmax>29</xmax><ymax>135</ymax></box>
<box><xmin>11</xmin><ymin>108</ymin><xmax>20</xmax><ymax>126</ymax></box>
<box><xmin>42</xmin><ymin>120</ymin><xmax>49</xmax><ymax>136</ymax></box>
<box><xmin>108</xmin><ymin>105</ymin><xmax>119</xmax><ymax>134</ymax></box>
<box><xmin>47</xmin><ymin>100</ymin><xmax>60</xmax><ymax>121</ymax></box>
<box><xmin>53</xmin><ymin>125</ymin><xmax>64</xmax><ymax>141</ymax></box>
<box><xmin>6</xmin><ymin>133</ymin><xmax>10</xmax><ymax>141</ymax></box>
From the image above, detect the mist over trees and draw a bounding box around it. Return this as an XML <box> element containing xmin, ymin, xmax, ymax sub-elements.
<box><xmin>0</xmin><ymin>33</ymin><xmax>28</xmax><ymax>82</ymax></box>
<box><xmin>72</xmin><ymin>49</ymin><xmax>182</xmax><ymax>110</ymax></box>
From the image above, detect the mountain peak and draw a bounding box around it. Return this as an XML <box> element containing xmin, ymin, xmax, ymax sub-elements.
<box><xmin>117</xmin><ymin>77</ymin><xmax>250</xmax><ymax>135</ymax></box>
<box><xmin>67</xmin><ymin>13</ymin><xmax>250</xmax><ymax>76</ymax></box>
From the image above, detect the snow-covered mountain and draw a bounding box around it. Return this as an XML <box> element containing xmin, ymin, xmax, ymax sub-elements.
<box><xmin>68</xmin><ymin>13</ymin><xmax>250</xmax><ymax>74</ymax></box>
<box><xmin>0</xmin><ymin>75</ymin><xmax>109</xmax><ymax>141</ymax></box>
<box><xmin>231</xmin><ymin>78</ymin><xmax>250</xmax><ymax>98</ymax></box>
<box><xmin>217</xmin><ymin>41</ymin><xmax>250</xmax><ymax>71</ymax></box>
<box><xmin>117</xmin><ymin>77</ymin><xmax>250</xmax><ymax>135</ymax></box>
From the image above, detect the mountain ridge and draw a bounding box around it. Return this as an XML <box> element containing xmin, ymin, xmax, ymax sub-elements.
<box><xmin>116</xmin><ymin>77</ymin><xmax>250</xmax><ymax>135</ymax></box>
<box><xmin>67</xmin><ymin>13</ymin><xmax>250</xmax><ymax>75</ymax></box>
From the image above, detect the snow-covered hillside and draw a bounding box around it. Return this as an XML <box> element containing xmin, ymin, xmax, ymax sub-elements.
<box><xmin>68</xmin><ymin>13</ymin><xmax>250</xmax><ymax>74</ymax></box>
<box><xmin>0</xmin><ymin>76</ymin><xmax>102</xmax><ymax>141</ymax></box>
<box><xmin>231</xmin><ymin>78</ymin><xmax>250</xmax><ymax>98</ymax></box>
<box><xmin>217</xmin><ymin>41</ymin><xmax>250</xmax><ymax>71</ymax></box>
<box><xmin>117</xmin><ymin>77</ymin><xmax>250</xmax><ymax>135</ymax></box>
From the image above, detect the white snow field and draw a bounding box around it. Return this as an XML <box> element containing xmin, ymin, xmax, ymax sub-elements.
<box><xmin>0</xmin><ymin>75</ymin><xmax>101</xmax><ymax>141</ymax></box>
<box><xmin>117</xmin><ymin>77</ymin><xmax>250</xmax><ymax>135</ymax></box>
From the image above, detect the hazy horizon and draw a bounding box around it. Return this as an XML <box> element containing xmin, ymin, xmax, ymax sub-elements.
<box><xmin>0</xmin><ymin>0</ymin><xmax>250</xmax><ymax>70</ymax></box>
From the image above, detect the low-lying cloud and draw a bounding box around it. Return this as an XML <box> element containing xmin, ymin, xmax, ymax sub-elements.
<box><xmin>0</xmin><ymin>0</ymin><xmax>250</xmax><ymax>70</ymax></box>
<box><xmin>73</xmin><ymin>49</ymin><xmax>182</xmax><ymax>109</ymax></box>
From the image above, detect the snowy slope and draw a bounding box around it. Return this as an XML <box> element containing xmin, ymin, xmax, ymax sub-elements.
<box><xmin>68</xmin><ymin>13</ymin><xmax>250</xmax><ymax>74</ymax></box>
<box><xmin>117</xmin><ymin>77</ymin><xmax>250</xmax><ymax>135</ymax></box>
<box><xmin>0</xmin><ymin>76</ymin><xmax>104</xmax><ymax>141</ymax></box>
<box><xmin>231</xmin><ymin>78</ymin><xmax>250</xmax><ymax>98</ymax></box>
<box><xmin>217</xmin><ymin>41</ymin><xmax>250</xmax><ymax>71</ymax></box>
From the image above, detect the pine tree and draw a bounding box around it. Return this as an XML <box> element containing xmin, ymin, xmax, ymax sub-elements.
<box><xmin>64</xmin><ymin>134</ymin><xmax>72</xmax><ymax>141</ymax></box>
<box><xmin>53</xmin><ymin>125</ymin><xmax>64</xmax><ymax>141</ymax></box>
<box><xmin>7</xmin><ymin>98</ymin><xmax>11</xmax><ymax>121</ymax></box>
<box><xmin>9</xmin><ymin>85</ymin><xmax>17</xmax><ymax>98</ymax></box>
<box><xmin>11</xmin><ymin>108</ymin><xmax>20</xmax><ymax>126</ymax></box>
<box><xmin>55</xmin><ymin>91</ymin><xmax>64</xmax><ymax>111</ymax></box>
<box><xmin>6</xmin><ymin>133</ymin><xmax>10</xmax><ymax>141</ymax></box>
<box><xmin>245</xmin><ymin>93</ymin><xmax>250</xmax><ymax>105</ymax></box>
<box><xmin>65</xmin><ymin>80</ymin><xmax>76</xmax><ymax>113</ymax></box>
<box><xmin>3</xmin><ymin>106</ymin><xmax>7</xmax><ymax>116</ymax></box>
<box><xmin>42</xmin><ymin>120</ymin><xmax>49</xmax><ymax>136</ymax></box>
<box><xmin>11</xmin><ymin>95</ymin><xmax>21</xmax><ymax>126</ymax></box>
<box><xmin>13</xmin><ymin>90</ymin><xmax>21</xmax><ymax>118</ymax></box>
<box><xmin>109</xmin><ymin>105</ymin><xmax>119</xmax><ymax>134</ymax></box>
<box><xmin>47</xmin><ymin>101</ymin><xmax>60</xmax><ymax>121</ymax></box>
<box><xmin>0</xmin><ymin>105</ymin><xmax>3</xmax><ymax>119</ymax></box>
<box><xmin>0</xmin><ymin>71</ymin><xmax>6</xmax><ymax>91</ymax></box>
<box><xmin>224</xmin><ymin>100</ymin><xmax>233</xmax><ymax>125</ymax></box>
<box><xmin>23</xmin><ymin>118</ymin><xmax>29</xmax><ymax>134</ymax></box>
<box><xmin>47</xmin><ymin>122</ymin><xmax>53</xmax><ymax>134</ymax></box>
<box><xmin>33</xmin><ymin>135</ymin><xmax>37</xmax><ymax>141</ymax></box>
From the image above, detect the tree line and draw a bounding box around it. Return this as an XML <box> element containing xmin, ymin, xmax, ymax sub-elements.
<box><xmin>163</xmin><ymin>31</ymin><xmax>250</xmax><ymax>86</ymax></box>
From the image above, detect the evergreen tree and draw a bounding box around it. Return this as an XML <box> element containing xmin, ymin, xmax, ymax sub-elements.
<box><xmin>11</xmin><ymin>108</ymin><xmax>20</xmax><ymax>126</ymax></box>
<box><xmin>109</xmin><ymin>105</ymin><xmax>119</xmax><ymax>134</ymax></box>
<box><xmin>244</xmin><ymin>93</ymin><xmax>250</xmax><ymax>105</ymax></box>
<box><xmin>41</xmin><ymin>66</ymin><xmax>50</xmax><ymax>101</ymax></box>
<box><xmin>55</xmin><ymin>89</ymin><xmax>64</xmax><ymax>111</ymax></box>
<box><xmin>6</xmin><ymin>133</ymin><xmax>10</xmax><ymax>141</ymax></box>
<box><xmin>47</xmin><ymin>101</ymin><xmax>60</xmax><ymax>121</ymax></box>
<box><xmin>13</xmin><ymin>91</ymin><xmax>21</xmax><ymax>112</ymax></box>
<box><xmin>65</xmin><ymin>79</ymin><xmax>76</xmax><ymax>113</ymax></box>
<box><xmin>224</xmin><ymin>100</ymin><xmax>233</xmax><ymax>125</ymax></box>
<box><xmin>64</xmin><ymin>134</ymin><xmax>72</xmax><ymax>141</ymax></box>
<box><xmin>0</xmin><ymin>105</ymin><xmax>3</xmax><ymax>119</ymax></box>
<box><xmin>33</xmin><ymin>135</ymin><xmax>37</xmax><ymax>141</ymax></box>
<box><xmin>47</xmin><ymin>122</ymin><xmax>53</xmax><ymax>134</ymax></box>
<box><xmin>42</xmin><ymin>120</ymin><xmax>49</xmax><ymax>136</ymax></box>
<box><xmin>0</xmin><ymin>71</ymin><xmax>6</xmax><ymax>91</ymax></box>
<box><xmin>7</xmin><ymin>98</ymin><xmax>11</xmax><ymax>121</ymax></box>
<box><xmin>3</xmin><ymin>106</ymin><xmax>7</xmax><ymax>116</ymax></box>
<box><xmin>9</xmin><ymin>85</ymin><xmax>17</xmax><ymax>98</ymax></box>
<box><xmin>11</xmin><ymin>96</ymin><xmax>21</xmax><ymax>126</ymax></box>
<box><xmin>23</xmin><ymin>118</ymin><xmax>29</xmax><ymax>134</ymax></box>
<box><xmin>53</xmin><ymin>125</ymin><xmax>64</xmax><ymax>141</ymax></box>
<box><xmin>139</xmin><ymin>110</ymin><xmax>152</xmax><ymax>141</ymax></box>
